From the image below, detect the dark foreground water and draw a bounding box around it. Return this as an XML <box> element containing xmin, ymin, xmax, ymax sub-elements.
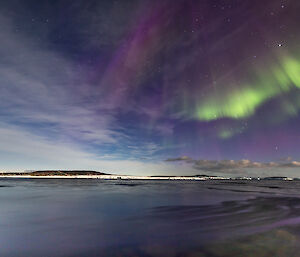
<box><xmin>2</xmin><ymin>179</ymin><xmax>300</xmax><ymax>256</ymax></box>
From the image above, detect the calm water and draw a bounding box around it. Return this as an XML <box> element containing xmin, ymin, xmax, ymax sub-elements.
<box><xmin>1</xmin><ymin>179</ymin><xmax>300</xmax><ymax>256</ymax></box>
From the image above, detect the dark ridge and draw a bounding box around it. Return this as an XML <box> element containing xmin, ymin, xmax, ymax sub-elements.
<box><xmin>0</xmin><ymin>170</ymin><xmax>109</xmax><ymax>176</ymax></box>
<box><xmin>0</xmin><ymin>172</ymin><xmax>25</xmax><ymax>176</ymax></box>
<box><xmin>150</xmin><ymin>174</ymin><xmax>219</xmax><ymax>178</ymax></box>
<box><xmin>262</xmin><ymin>177</ymin><xmax>288</xmax><ymax>180</ymax></box>
<box><xmin>194</xmin><ymin>174</ymin><xmax>219</xmax><ymax>177</ymax></box>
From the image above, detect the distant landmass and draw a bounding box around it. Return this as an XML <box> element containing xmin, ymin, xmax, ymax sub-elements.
<box><xmin>0</xmin><ymin>170</ymin><xmax>108</xmax><ymax>176</ymax></box>
<box><xmin>0</xmin><ymin>171</ymin><xmax>297</xmax><ymax>181</ymax></box>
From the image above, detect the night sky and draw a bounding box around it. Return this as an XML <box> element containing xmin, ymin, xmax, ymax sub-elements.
<box><xmin>1</xmin><ymin>0</ymin><xmax>300</xmax><ymax>176</ymax></box>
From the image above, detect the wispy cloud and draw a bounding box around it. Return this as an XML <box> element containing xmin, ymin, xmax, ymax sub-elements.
<box><xmin>0</xmin><ymin>10</ymin><xmax>169</xmax><ymax>168</ymax></box>
<box><xmin>0</xmin><ymin>123</ymin><xmax>182</xmax><ymax>175</ymax></box>
<box><xmin>0</xmin><ymin>13</ymin><xmax>130</xmax><ymax>157</ymax></box>
<box><xmin>0</xmin><ymin>8</ymin><xmax>191</xmax><ymax>173</ymax></box>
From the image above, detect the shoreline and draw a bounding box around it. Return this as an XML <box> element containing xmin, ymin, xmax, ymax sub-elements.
<box><xmin>0</xmin><ymin>175</ymin><xmax>295</xmax><ymax>181</ymax></box>
<box><xmin>0</xmin><ymin>175</ymin><xmax>224</xmax><ymax>180</ymax></box>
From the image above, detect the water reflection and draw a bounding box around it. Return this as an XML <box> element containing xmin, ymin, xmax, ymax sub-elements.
<box><xmin>1</xmin><ymin>179</ymin><xmax>300</xmax><ymax>256</ymax></box>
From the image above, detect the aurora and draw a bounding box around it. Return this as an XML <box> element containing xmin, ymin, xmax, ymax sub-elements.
<box><xmin>0</xmin><ymin>0</ymin><xmax>299</xmax><ymax>176</ymax></box>
<box><xmin>195</xmin><ymin>54</ymin><xmax>300</xmax><ymax>121</ymax></box>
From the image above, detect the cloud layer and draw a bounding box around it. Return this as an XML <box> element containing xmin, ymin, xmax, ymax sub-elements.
<box><xmin>166</xmin><ymin>156</ymin><xmax>300</xmax><ymax>173</ymax></box>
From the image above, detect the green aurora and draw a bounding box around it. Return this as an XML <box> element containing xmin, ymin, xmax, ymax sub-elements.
<box><xmin>195</xmin><ymin>52</ymin><xmax>300</xmax><ymax>121</ymax></box>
